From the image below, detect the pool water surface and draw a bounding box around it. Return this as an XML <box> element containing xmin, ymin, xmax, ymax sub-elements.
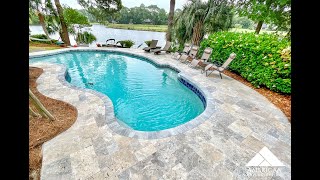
<box><xmin>30</xmin><ymin>51</ymin><xmax>205</xmax><ymax>131</ymax></box>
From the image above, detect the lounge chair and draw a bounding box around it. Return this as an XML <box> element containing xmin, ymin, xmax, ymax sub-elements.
<box><xmin>153</xmin><ymin>41</ymin><xmax>172</xmax><ymax>54</ymax></box>
<box><xmin>189</xmin><ymin>47</ymin><xmax>213</xmax><ymax>69</ymax></box>
<box><xmin>204</xmin><ymin>53</ymin><xmax>236</xmax><ymax>78</ymax></box>
<box><xmin>180</xmin><ymin>45</ymin><xmax>199</xmax><ymax>64</ymax></box>
<box><xmin>143</xmin><ymin>39</ymin><xmax>159</xmax><ymax>52</ymax></box>
<box><xmin>106</xmin><ymin>38</ymin><xmax>116</xmax><ymax>47</ymax></box>
<box><xmin>172</xmin><ymin>43</ymin><xmax>192</xmax><ymax>60</ymax></box>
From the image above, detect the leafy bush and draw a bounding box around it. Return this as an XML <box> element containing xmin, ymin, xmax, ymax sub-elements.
<box><xmin>117</xmin><ymin>40</ymin><xmax>135</xmax><ymax>48</ymax></box>
<box><xmin>145</xmin><ymin>40</ymin><xmax>151</xmax><ymax>47</ymax></box>
<box><xmin>199</xmin><ymin>31</ymin><xmax>291</xmax><ymax>94</ymax></box>
<box><xmin>76</xmin><ymin>31</ymin><xmax>97</xmax><ymax>44</ymax></box>
<box><xmin>30</xmin><ymin>34</ymin><xmax>48</xmax><ymax>39</ymax></box>
<box><xmin>30</xmin><ymin>34</ymin><xmax>57</xmax><ymax>44</ymax></box>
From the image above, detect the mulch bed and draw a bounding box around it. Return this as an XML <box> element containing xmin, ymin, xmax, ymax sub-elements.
<box><xmin>223</xmin><ymin>70</ymin><xmax>291</xmax><ymax>122</ymax></box>
<box><xmin>29</xmin><ymin>67</ymin><xmax>77</xmax><ymax>180</ymax></box>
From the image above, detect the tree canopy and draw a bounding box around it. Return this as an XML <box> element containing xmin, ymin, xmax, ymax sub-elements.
<box><xmin>236</xmin><ymin>0</ymin><xmax>291</xmax><ymax>33</ymax></box>
<box><xmin>78</xmin><ymin>0</ymin><xmax>123</xmax><ymax>24</ymax></box>
<box><xmin>173</xmin><ymin>0</ymin><xmax>234</xmax><ymax>45</ymax></box>
<box><xmin>110</xmin><ymin>4</ymin><xmax>168</xmax><ymax>25</ymax></box>
<box><xmin>64</xmin><ymin>7</ymin><xmax>90</xmax><ymax>26</ymax></box>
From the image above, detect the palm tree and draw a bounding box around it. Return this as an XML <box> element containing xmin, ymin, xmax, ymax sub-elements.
<box><xmin>166</xmin><ymin>0</ymin><xmax>175</xmax><ymax>42</ymax></box>
<box><xmin>173</xmin><ymin>0</ymin><xmax>233</xmax><ymax>46</ymax></box>
<box><xmin>29</xmin><ymin>0</ymin><xmax>50</xmax><ymax>39</ymax></box>
<box><xmin>54</xmin><ymin>0</ymin><xmax>71</xmax><ymax>46</ymax></box>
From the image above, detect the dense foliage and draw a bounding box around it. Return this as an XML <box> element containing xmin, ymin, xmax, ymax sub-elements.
<box><xmin>78</xmin><ymin>0</ymin><xmax>123</xmax><ymax>24</ymax></box>
<box><xmin>117</xmin><ymin>40</ymin><xmax>134</xmax><ymax>48</ymax></box>
<box><xmin>29</xmin><ymin>10</ymin><xmax>40</xmax><ymax>24</ymax></box>
<box><xmin>76</xmin><ymin>31</ymin><xmax>97</xmax><ymax>44</ymax></box>
<box><xmin>236</xmin><ymin>0</ymin><xmax>291</xmax><ymax>33</ymax></box>
<box><xmin>232</xmin><ymin>14</ymin><xmax>254</xmax><ymax>29</ymax></box>
<box><xmin>30</xmin><ymin>34</ymin><xmax>48</xmax><ymax>39</ymax></box>
<box><xmin>199</xmin><ymin>31</ymin><xmax>291</xmax><ymax>93</ymax></box>
<box><xmin>63</xmin><ymin>7</ymin><xmax>90</xmax><ymax>26</ymax></box>
<box><xmin>173</xmin><ymin>0</ymin><xmax>233</xmax><ymax>46</ymax></box>
<box><xmin>110</xmin><ymin>4</ymin><xmax>168</xmax><ymax>25</ymax></box>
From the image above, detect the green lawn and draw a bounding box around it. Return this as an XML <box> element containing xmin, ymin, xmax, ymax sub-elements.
<box><xmin>106</xmin><ymin>24</ymin><xmax>167</xmax><ymax>32</ymax></box>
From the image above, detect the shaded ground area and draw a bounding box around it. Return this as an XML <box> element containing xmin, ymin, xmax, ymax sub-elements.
<box><xmin>29</xmin><ymin>41</ymin><xmax>65</xmax><ymax>53</ymax></box>
<box><xmin>29</xmin><ymin>67</ymin><xmax>77</xmax><ymax>180</ymax></box>
<box><xmin>224</xmin><ymin>70</ymin><xmax>291</xmax><ymax>122</ymax></box>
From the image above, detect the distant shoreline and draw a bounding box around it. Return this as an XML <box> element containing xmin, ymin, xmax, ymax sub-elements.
<box><xmin>105</xmin><ymin>24</ymin><xmax>167</xmax><ymax>32</ymax></box>
<box><xmin>29</xmin><ymin>23</ymin><xmax>168</xmax><ymax>32</ymax></box>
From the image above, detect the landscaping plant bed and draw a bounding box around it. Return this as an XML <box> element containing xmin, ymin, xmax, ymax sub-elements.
<box><xmin>29</xmin><ymin>67</ymin><xmax>77</xmax><ymax>180</ymax></box>
<box><xmin>224</xmin><ymin>70</ymin><xmax>291</xmax><ymax>122</ymax></box>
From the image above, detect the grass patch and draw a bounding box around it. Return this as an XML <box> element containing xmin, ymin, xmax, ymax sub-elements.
<box><xmin>106</xmin><ymin>24</ymin><xmax>167</xmax><ymax>32</ymax></box>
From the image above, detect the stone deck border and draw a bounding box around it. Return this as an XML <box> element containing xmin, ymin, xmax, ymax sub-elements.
<box><xmin>29</xmin><ymin>47</ymin><xmax>291</xmax><ymax>180</ymax></box>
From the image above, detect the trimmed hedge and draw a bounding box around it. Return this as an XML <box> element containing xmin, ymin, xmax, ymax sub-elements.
<box><xmin>199</xmin><ymin>32</ymin><xmax>291</xmax><ymax>94</ymax></box>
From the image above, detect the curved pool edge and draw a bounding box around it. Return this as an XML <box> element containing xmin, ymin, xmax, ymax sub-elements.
<box><xmin>29</xmin><ymin>48</ymin><xmax>217</xmax><ymax>139</ymax></box>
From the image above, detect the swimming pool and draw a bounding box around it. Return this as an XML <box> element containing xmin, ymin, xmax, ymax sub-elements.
<box><xmin>30</xmin><ymin>51</ymin><xmax>205</xmax><ymax>131</ymax></box>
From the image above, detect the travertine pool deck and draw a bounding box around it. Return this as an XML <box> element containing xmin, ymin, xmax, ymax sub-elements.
<box><xmin>30</xmin><ymin>47</ymin><xmax>291</xmax><ymax>180</ymax></box>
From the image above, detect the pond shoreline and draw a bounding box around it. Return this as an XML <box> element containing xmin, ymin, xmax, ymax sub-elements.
<box><xmin>29</xmin><ymin>24</ymin><xmax>167</xmax><ymax>48</ymax></box>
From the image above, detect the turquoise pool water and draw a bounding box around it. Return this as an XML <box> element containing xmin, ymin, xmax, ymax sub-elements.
<box><xmin>30</xmin><ymin>51</ymin><xmax>205</xmax><ymax>131</ymax></box>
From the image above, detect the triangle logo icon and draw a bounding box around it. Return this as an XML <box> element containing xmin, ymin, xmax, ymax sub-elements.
<box><xmin>246</xmin><ymin>146</ymin><xmax>284</xmax><ymax>167</ymax></box>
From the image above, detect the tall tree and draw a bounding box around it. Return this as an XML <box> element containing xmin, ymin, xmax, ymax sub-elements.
<box><xmin>166</xmin><ymin>0</ymin><xmax>175</xmax><ymax>42</ymax></box>
<box><xmin>236</xmin><ymin>0</ymin><xmax>291</xmax><ymax>34</ymax></box>
<box><xmin>29</xmin><ymin>0</ymin><xmax>50</xmax><ymax>38</ymax></box>
<box><xmin>173</xmin><ymin>0</ymin><xmax>233</xmax><ymax>46</ymax></box>
<box><xmin>54</xmin><ymin>0</ymin><xmax>71</xmax><ymax>45</ymax></box>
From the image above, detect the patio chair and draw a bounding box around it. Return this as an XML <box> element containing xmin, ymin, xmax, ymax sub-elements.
<box><xmin>143</xmin><ymin>39</ymin><xmax>159</xmax><ymax>52</ymax></box>
<box><xmin>172</xmin><ymin>43</ymin><xmax>192</xmax><ymax>60</ymax></box>
<box><xmin>204</xmin><ymin>53</ymin><xmax>236</xmax><ymax>78</ymax></box>
<box><xmin>106</xmin><ymin>38</ymin><xmax>116</xmax><ymax>47</ymax></box>
<box><xmin>153</xmin><ymin>41</ymin><xmax>172</xmax><ymax>54</ymax></box>
<box><xmin>180</xmin><ymin>45</ymin><xmax>199</xmax><ymax>64</ymax></box>
<box><xmin>189</xmin><ymin>47</ymin><xmax>213</xmax><ymax>69</ymax></box>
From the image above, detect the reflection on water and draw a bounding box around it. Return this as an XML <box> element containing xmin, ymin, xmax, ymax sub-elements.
<box><xmin>29</xmin><ymin>24</ymin><xmax>166</xmax><ymax>48</ymax></box>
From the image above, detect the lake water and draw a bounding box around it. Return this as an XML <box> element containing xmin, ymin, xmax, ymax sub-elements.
<box><xmin>29</xmin><ymin>24</ymin><xmax>166</xmax><ymax>48</ymax></box>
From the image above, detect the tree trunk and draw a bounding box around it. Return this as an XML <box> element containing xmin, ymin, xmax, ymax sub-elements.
<box><xmin>166</xmin><ymin>0</ymin><xmax>175</xmax><ymax>42</ymax></box>
<box><xmin>54</xmin><ymin>0</ymin><xmax>71</xmax><ymax>46</ymax></box>
<box><xmin>29</xmin><ymin>89</ymin><xmax>55</xmax><ymax>120</ymax></box>
<box><xmin>37</xmin><ymin>11</ymin><xmax>50</xmax><ymax>39</ymax></box>
<box><xmin>255</xmin><ymin>21</ymin><xmax>263</xmax><ymax>34</ymax></box>
<box><xmin>192</xmin><ymin>21</ymin><xmax>204</xmax><ymax>46</ymax></box>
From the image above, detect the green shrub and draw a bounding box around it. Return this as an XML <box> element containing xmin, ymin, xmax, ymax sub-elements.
<box><xmin>145</xmin><ymin>40</ymin><xmax>151</xmax><ymax>47</ymax></box>
<box><xmin>117</xmin><ymin>40</ymin><xmax>135</xmax><ymax>48</ymax></box>
<box><xmin>199</xmin><ymin>31</ymin><xmax>291</xmax><ymax>94</ymax></box>
<box><xmin>30</xmin><ymin>34</ymin><xmax>48</xmax><ymax>39</ymax></box>
<box><xmin>30</xmin><ymin>34</ymin><xmax>57</xmax><ymax>44</ymax></box>
<box><xmin>76</xmin><ymin>31</ymin><xmax>97</xmax><ymax>44</ymax></box>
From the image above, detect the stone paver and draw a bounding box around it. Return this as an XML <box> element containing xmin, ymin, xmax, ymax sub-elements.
<box><xmin>29</xmin><ymin>47</ymin><xmax>291</xmax><ymax>179</ymax></box>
